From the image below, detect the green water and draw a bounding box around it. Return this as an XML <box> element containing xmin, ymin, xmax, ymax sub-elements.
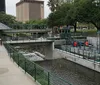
<box><xmin>36</xmin><ymin>59</ymin><xmax>100</xmax><ymax>85</ymax></box>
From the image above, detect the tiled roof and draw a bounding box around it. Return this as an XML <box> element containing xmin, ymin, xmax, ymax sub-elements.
<box><xmin>0</xmin><ymin>23</ymin><xmax>11</xmax><ymax>30</ymax></box>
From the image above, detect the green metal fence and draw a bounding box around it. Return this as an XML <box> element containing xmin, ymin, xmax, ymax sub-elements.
<box><xmin>4</xmin><ymin>44</ymin><xmax>72</xmax><ymax>85</ymax></box>
<box><xmin>10</xmin><ymin>24</ymin><xmax>48</xmax><ymax>30</ymax></box>
<box><xmin>55</xmin><ymin>45</ymin><xmax>100</xmax><ymax>62</ymax></box>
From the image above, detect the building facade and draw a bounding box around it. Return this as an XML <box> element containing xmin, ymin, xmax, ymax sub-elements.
<box><xmin>16</xmin><ymin>0</ymin><xmax>44</xmax><ymax>22</ymax></box>
<box><xmin>0</xmin><ymin>0</ymin><xmax>5</xmax><ymax>12</ymax></box>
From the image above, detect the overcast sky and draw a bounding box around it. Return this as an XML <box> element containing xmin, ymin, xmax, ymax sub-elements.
<box><xmin>6</xmin><ymin>0</ymin><xmax>51</xmax><ymax>18</ymax></box>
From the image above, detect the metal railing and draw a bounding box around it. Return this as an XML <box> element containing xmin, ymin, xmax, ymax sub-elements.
<box><xmin>9</xmin><ymin>24</ymin><xmax>48</xmax><ymax>30</ymax></box>
<box><xmin>2</xmin><ymin>33</ymin><xmax>51</xmax><ymax>43</ymax></box>
<box><xmin>55</xmin><ymin>45</ymin><xmax>100</xmax><ymax>63</ymax></box>
<box><xmin>4</xmin><ymin>44</ymin><xmax>72</xmax><ymax>85</ymax></box>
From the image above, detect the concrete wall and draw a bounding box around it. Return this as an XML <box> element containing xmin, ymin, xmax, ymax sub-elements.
<box><xmin>44</xmin><ymin>42</ymin><xmax>54</xmax><ymax>60</ymax></box>
<box><xmin>29</xmin><ymin>2</ymin><xmax>44</xmax><ymax>20</ymax></box>
<box><xmin>16</xmin><ymin>2</ymin><xmax>29</xmax><ymax>22</ymax></box>
<box><xmin>40</xmin><ymin>3</ymin><xmax>44</xmax><ymax>19</ymax></box>
<box><xmin>16</xmin><ymin>1</ymin><xmax>44</xmax><ymax>22</ymax></box>
<box><xmin>27</xmin><ymin>42</ymin><xmax>54</xmax><ymax>60</ymax></box>
<box><xmin>53</xmin><ymin>49</ymin><xmax>100</xmax><ymax>73</ymax></box>
<box><xmin>11</xmin><ymin>41</ymin><xmax>54</xmax><ymax>60</ymax></box>
<box><xmin>54</xmin><ymin>39</ymin><xmax>66</xmax><ymax>45</ymax></box>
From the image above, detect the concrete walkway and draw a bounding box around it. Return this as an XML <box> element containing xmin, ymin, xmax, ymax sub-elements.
<box><xmin>0</xmin><ymin>45</ymin><xmax>37</xmax><ymax>85</ymax></box>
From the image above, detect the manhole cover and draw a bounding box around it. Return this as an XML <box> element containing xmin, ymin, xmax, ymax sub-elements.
<box><xmin>0</xmin><ymin>68</ymin><xmax>9</xmax><ymax>75</ymax></box>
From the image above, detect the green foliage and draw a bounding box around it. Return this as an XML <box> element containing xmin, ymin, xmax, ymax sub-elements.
<box><xmin>47</xmin><ymin>3</ymin><xmax>76</xmax><ymax>28</ymax></box>
<box><xmin>48</xmin><ymin>0</ymin><xmax>100</xmax><ymax>31</ymax></box>
<box><xmin>0</xmin><ymin>12</ymin><xmax>17</xmax><ymax>26</ymax></box>
<box><xmin>47</xmin><ymin>11</ymin><xmax>64</xmax><ymax>27</ymax></box>
<box><xmin>0</xmin><ymin>12</ymin><xmax>23</xmax><ymax>28</ymax></box>
<box><xmin>48</xmin><ymin>0</ymin><xmax>65</xmax><ymax>12</ymax></box>
<box><xmin>10</xmin><ymin>19</ymin><xmax>47</xmax><ymax>29</ymax></box>
<box><xmin>25</xmin><ymin>19</ymin><xmax>47</xmax><ymax>25</ymax></box>
<box><xmin>48</xmin><ymin>0</ymin><xmax>74</xmax><ymax>12</ymax></box>
<box><xmin>75</xmin><ymin>0</ymin><xmax>100</xmax><ymax>30</ymax></box>
<box><xmin>60</xmin><ymin>3</ymin><xmax>76</xmax><ymax>26</ymax></box>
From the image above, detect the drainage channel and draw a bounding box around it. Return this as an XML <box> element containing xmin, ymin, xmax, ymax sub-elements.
<box><xmin>36</xmin><ymin>59</ymin><xmax>100</xmax><ymax>85</ymax></box>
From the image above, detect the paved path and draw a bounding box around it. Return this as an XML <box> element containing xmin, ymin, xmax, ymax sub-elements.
<box><xmin>0</xmin><ymin>45</ymin><xmax>37</xmax><ymax>85</ymax></box>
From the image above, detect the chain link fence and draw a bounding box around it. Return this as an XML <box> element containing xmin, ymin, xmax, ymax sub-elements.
<box><xmin>4</xmin><ymin>43</ymin><xmax>72</xmax><ymax>85</ymax></box>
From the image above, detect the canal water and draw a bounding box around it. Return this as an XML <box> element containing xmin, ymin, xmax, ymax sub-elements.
<box><xmin>36</xmin><ymin>58</ymin><xmax>100</xmax><ymax>85</ymax></box>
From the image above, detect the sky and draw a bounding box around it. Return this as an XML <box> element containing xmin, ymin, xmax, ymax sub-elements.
<box><xmin>6</xmin><ymin>0</ymin><xmax>51</xmax><ymax>18</ymax></box>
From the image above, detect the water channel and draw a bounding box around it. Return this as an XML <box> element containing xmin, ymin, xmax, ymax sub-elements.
<box><xmin>36</xmin><ymin>59</ymin><xmax>100</xmax><ymax>85</ymax></box>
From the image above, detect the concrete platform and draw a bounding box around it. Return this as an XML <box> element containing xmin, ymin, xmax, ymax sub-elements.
<box><xmin>54</xmin><ymin>49</ymin><xmax>100</xmax><ymax>73</ymax></box>
<box><xmin>0</xmin><ymin>45</ymin><xmax>37</xmax><ymax>85</ymax></box>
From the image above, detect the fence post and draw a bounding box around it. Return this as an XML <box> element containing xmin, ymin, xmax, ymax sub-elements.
<box><xmin>94</xmin><ymin>51</ymin><xmax>96</xmax><ymax>63</ymax></box>
<box><xmin>13</xmin><ymin>50</ymin><xmax>14</xmax><ymax>62</ymax></box>
<box><xmin>18</xmin><ymin>53</ymin><xmax>19</xmax><ymax>67</ymax></box>
<box><xmin>48</xmin><ymin>72</ymin><xmax>50</xmax><ymax>85</ymax></box>
<box><xmin>83</xmin><ymin>47</ymin><xmax>84</xmax><ymax>59</ymax></box>
<box><xmin>70</xmin><ymin>46</ymin><xmax>71</xmax><ymax>55</ymax></box>
<box><xmin>9</xmin><ymin>47</ymin><xmax>11</xmax><ymax>58</ymax></box>
<box><xmin>89</xmin><ymin>51</ymin><xmax>90</xmax><ymax>59</ymax></box>
<box><xmin>34</xmin><ymin>64</ymin><xmax>36</xmax><ymax>81</ymax></box>
<box><xmin>25</xmin><ymin>58</ymin><xmax>26</xmax><ymax>73</ymax></box>
<box><xmin>74</xmin><ymin>47</ymin><xmax>75</xmax><ymax>57</ymax></box>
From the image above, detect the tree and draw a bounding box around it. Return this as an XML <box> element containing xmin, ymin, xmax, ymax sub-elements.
<box><xmin>48</xmin><ymin>0</ymin><xmax>100</xmax><ymax>32</ymax></box>
<box><xmin>75</xmin><ymin>0</ymin><xmax>100</xmax><ymax>31</ymax></box>
<box><xmin>62</xmin><ymin>3</ymin><xmax>77</xmax><ymax>32</ymax></box>
<box><xmin>47</xmin><ymin>7</ymin><xmax>67</xmax><ymax>28</ymax></box>
<box><xmin>48</xmin><ymin>3</ymin><xmax>77</xmax><ymax>31</ymax></box>
<box><xmin>25</xmin><ymin>19</ymin><xmax>47</xmax><ymax>25</ymax></box>
<box><xmin>48</xmin><ymin>0</ymin><xmax>66</xmax><ymax>12</ymax></box>
<box><xmin>0</xmin><ymin>12</ymin><xmax>16</xmax><ymax>26</ymax></box>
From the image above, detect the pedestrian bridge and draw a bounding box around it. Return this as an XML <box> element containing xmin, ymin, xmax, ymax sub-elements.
<box><xmin>3</xmin><ymin>29</ymin><xmax>51</xmax><ymax>33</ymax></box>
<box><xmin>4</xmin><ymin>39</ymin><xmax>54</xmax><ymax>60</ymax></box>
<box><xmin>4</xmin><ymin>39</ymin><xmax>53</xmax><ymax>44</ymax></box>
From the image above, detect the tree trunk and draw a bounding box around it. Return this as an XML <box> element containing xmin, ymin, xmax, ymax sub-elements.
<box><xmin>74</xmin><ymin>23</ymin><xmax>77</xmax><ymax>32</ymax></box>
<box><xmin>91</xmin><ymin>21</ymin><xmax>100</xmax><ymax>31</ymax></box>
<box><xmin>97</xmin><ymin>27</ymin><xmax>100</xmax><ymax>32</ymax></box>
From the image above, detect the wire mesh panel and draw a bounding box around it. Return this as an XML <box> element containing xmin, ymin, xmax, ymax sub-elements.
<box><xmin>36</xmin><ymin>64</ymin><xmax>49</xmax><ymax>85</ymax></box>
<box><xmin>13</xmin><ymin>51</ymin><xmax>19</xmax><ymax>64</ymax></box>
<box><xmin>18</xmin><ymin>53</ymin><xmax>26</xmax><ymax>70</ymax></box>
<box><xmin>25</xmin><ymin>60</ymin><xmax>35</xmax><ymax>77</ymax></box>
